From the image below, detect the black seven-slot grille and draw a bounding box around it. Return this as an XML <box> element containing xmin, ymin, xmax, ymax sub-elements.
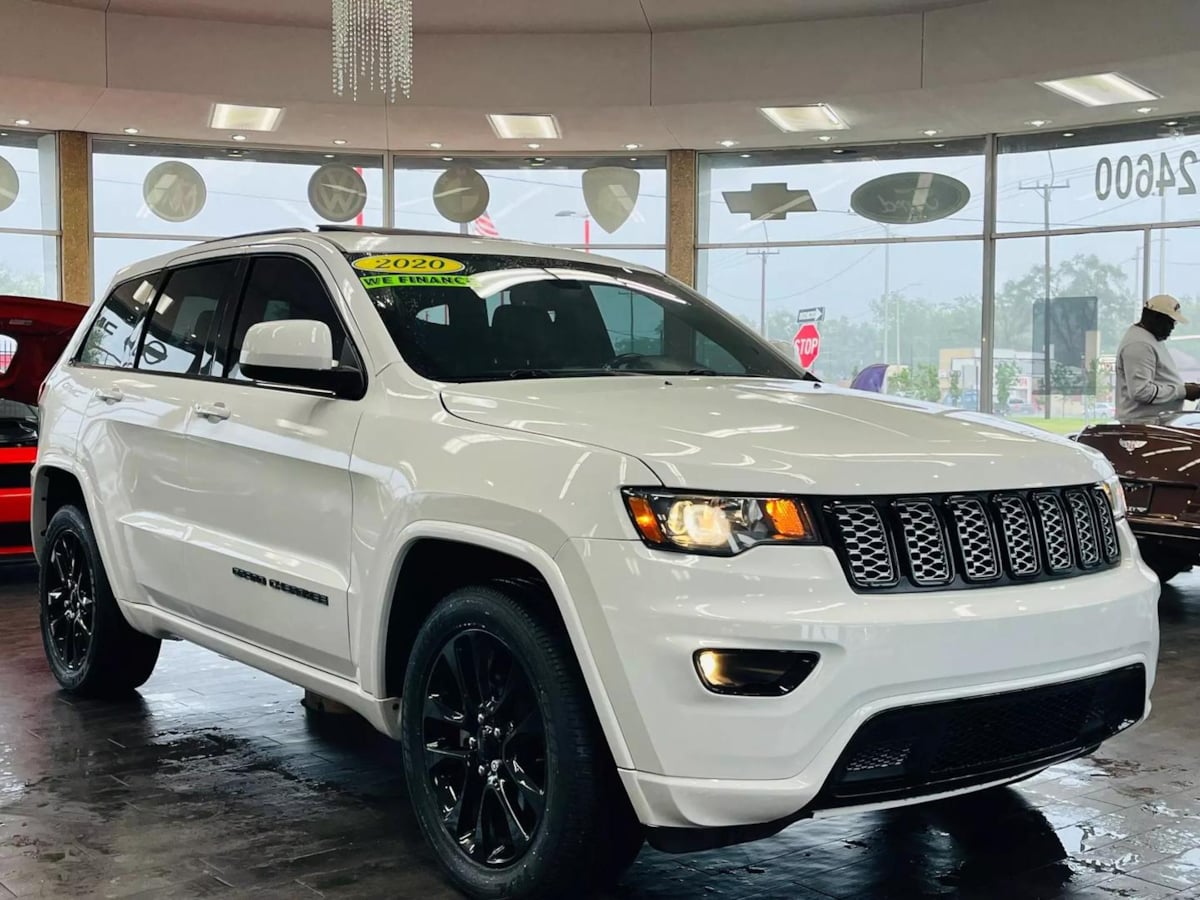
<box><xmin>814</xmin><ymin>664</ymin><xmax>1146</xmax><ymax>807</ymax></box>
<box><xmin>821</xmin><ymin>485</ymin><xmax>1119</xmax><ymax>593</ymax></box>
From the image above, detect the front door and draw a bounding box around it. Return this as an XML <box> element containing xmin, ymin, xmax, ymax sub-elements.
<box><xmin>181</xmin><ymin>252</ymin><xmax>363</xmax><ymax>677</ymax></box>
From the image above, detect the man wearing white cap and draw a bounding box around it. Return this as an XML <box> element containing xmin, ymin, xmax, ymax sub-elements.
<box><xmin>1114</xmin><ymin>294</ymin><xmax>1200</xmax><ymax>423</ymax></box>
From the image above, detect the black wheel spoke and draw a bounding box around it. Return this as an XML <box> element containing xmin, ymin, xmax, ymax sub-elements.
<box><xmin>445</xmin><ymin>764</ymin><xmax>485</xmax><ymax>839</ymax></box>
<box><xmin>44</xmin><ymin>532</ymin><xmax>93</xmax><ymax>672</ymax></box>
<box><xmin>444</xmin><ymin>638</ymin><xmax>481</xmax><ymax>714</ymax></box>
<box><xmin>505</xmin><ymin>760</ymin><xmax>546</xmax><ymax>817</ymax></box>
<box><xmin>506</xmin><ymin>707</ymin><xmax>545</xmax><ymax>746</ymax></box>
<box><xmin>424</xmin><ymin>692</ymin><xmax>465</xmax><ymax>726</ymax></box>
<box><xmin>494</xmin><ymin>782</ymin><xmax>531</xmax><ymax>851</ymax></box>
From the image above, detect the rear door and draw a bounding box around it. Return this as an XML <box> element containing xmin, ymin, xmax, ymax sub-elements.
<box><xmin>75</xmin><ymin>258</ymin><xmax>240</xmax><ymax>608</ymax></box>
<box><xmin>180</xmin><ymin>251</ymin><xmax>363</xmax><ymax>676</ymax></box>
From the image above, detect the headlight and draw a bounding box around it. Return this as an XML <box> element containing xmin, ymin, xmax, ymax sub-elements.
<box><xmin>622</xmin><ymin>489</ymin><xmax>819</xmax><ymax>555</ymax></box>
<box><xmin>1103</xmin><ymin>475</ymin><xmax>1127</xmax><ymax>520</ymax></box>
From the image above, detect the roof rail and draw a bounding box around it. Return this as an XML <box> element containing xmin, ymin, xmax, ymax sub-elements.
<box><xmin>199</xmin><ymin>227</ymin><xmax>311</xmax><ymax>244</ymax></box>
<box><xmin>315</xmin><ymin>224</ymin><xmax>500</xmax><ymax>240</ymax></box>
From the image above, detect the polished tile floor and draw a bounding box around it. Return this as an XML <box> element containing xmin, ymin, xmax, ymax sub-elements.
<box><xmin>1</xmin><ymin>565</ymin><xmax>1199</xmax><ymax>899</ymax></box>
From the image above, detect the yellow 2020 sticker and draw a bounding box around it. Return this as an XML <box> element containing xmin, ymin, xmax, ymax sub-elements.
<box><xmin>352</xmin><ymin>254</ymin><xmax>465</xmax><ymax>274</ymax></box>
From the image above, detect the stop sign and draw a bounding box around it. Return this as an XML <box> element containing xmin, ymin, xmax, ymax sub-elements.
<box><xmin>793</xmin><ymin>322</ymin><xmax>821</xmax><ymax>369</ymax></box>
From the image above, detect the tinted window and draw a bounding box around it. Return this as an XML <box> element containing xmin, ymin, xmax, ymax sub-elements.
<box><xmin>78</xmin><ymin>274</ymin><xmax>160</xmax><ymax>368</ymax></box>
<box><xmin>352</xmin><ymin>254</ymin><xmax>803</xmax><ymax>383</ymax></box>
<box><xmin>138</xmin><ymin>261</ymin><xmax>236</xmax><ymax>375</ymax></box>
<box><xmin>224</xmin><ymin>256</ymin><xmax>353</xmax><ymax>381</ymax></box>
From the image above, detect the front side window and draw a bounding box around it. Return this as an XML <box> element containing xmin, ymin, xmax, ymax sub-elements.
<box><xmin>78</xmin><ymin>274</ymin><xmax>160</xmax><ymax>368</ymax></box>
<box><xmin>137</xmin><ymin>260</ymin><xmax>236</xmax><ymax>375</ymax></box>
<box><xmin>223</xmin><ymin>255</ymin><xmax>355</xmax><ymax>380</ymax></box>
<box><xmin>351</xmin><ymin>253</ymin><xmax>805</xmax><ymax>383</ymax></box>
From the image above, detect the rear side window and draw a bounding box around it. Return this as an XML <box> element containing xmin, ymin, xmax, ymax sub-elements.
<box><xmin>223</xmin><ymin>256</ymin><xmax>355</xmax><ymax>381</ymax></box>
<box><xmin>78</xmin><ymin>274</ymin><xmax>160</xmax><ymax>368</ymax></box>
<box><xmin>137</xmin><ymin>260</ymin><xmax>238</xmax><ymax>376</ymax></box>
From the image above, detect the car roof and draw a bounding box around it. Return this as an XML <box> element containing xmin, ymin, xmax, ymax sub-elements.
<box><xmin>107</xmin><ymin>226</ymin><xmax>658</xmax><ymax>289</ymax></box>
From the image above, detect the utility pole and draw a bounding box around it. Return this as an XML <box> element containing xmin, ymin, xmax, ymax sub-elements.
<box><xmin>1020</xmin><ymin>179</ymin><xmax>1070</xmax><ymax>419</ymax></box>
<box><xmin>746</xmin><ymin>248</ymin><xmax>779</xmax><ymax>336</ymax></box>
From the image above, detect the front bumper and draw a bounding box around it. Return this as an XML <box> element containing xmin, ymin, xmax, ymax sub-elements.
<box><xmin>556</xmin><ymin>522</ymin><xmax>1159</xmax><ymax>832</ymax></box>
<box><xmin>1128</xmin><ymin>514</ymin><xmax>1200</xmax><ymax>565</ymax></box>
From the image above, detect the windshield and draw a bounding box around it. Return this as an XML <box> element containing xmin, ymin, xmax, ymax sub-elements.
<box><xmin>348</xmin><ymin>252</ymin><xmax>811</xmax><ymax>383</ymax></box>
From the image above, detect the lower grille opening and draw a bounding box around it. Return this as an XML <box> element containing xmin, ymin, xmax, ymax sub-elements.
<box><xmin>815</xmin><ymin>664</ymin><xmax>1146</xmax><ymax>808</ymax></box>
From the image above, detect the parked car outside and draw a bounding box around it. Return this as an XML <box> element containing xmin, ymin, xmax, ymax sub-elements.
<box><xmin>34</xmin><ymin>228</ymin><xmax>1159</xmax><ymax>900</ymax></box>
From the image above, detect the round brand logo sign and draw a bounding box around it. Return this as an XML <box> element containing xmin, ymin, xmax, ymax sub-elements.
<box><xmin>850</xmin><ymin>172</ymin><xmax>971</xmax><ymax>225</ymax></box>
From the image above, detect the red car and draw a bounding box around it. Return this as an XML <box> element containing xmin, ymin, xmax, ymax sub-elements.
<box><xmin>0</xmin><ymin>296</ymin><xmax>87</xmax><ymax>559</ymax></box>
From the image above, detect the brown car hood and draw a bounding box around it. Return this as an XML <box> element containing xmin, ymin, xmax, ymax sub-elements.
<box><xmin>1076</xmin><ymin>422</ymin><xmax>1200</xmax><ymax>482</ymax></box>
<box><xmin>0</xmin><ymin>296</ymin><xmax>88</xmax><ymax>406</ymax></box>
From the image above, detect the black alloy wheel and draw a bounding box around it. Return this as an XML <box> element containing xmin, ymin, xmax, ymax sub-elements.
<box><xmin>44</xmin><ymin>531</ymin><xmax>96</xmax><ymax>672</ymax></box>
<box><xmin>422</xmin><ymin>629</ymin><xmax>547</xmax><ymax>867</ymax></box>
<box><xmin>401</xmin><ymin>584</ymin><xmax>644</xmax><ymax>900</ymax></box>
<box><xmin>39</xmin><ymin>505</ymin><xmax>161</xmax><ymax>696</ymax></box>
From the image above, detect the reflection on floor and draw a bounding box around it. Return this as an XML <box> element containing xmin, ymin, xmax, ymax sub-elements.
<box><xmin>1</xmin><ymin>565</ymin><xmax>1199</xmax><ymax>899</ymax></box>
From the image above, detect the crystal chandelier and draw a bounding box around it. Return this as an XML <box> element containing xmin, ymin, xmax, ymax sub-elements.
<box><xmin>331</xmin><ymin>0</ymin><xmax>414</xmax><ymax>102</ymax></box>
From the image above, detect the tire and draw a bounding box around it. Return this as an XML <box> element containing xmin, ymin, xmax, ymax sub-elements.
<box><xmin>39</xmin><ymin>505</ymin><xmax>160</xmax><ymax>696</ymax></box>
<box><xmin>400</xmin><ymin>583</ymin><xmax>640</xmax><ymax>900</ymax></box>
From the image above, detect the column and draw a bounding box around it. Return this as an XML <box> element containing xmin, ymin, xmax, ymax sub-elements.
<box><xmin>56</xmin><ymin>131</ymin><xmax>91</xmax><ymax>304</ymax></box>
<box><xmin>666</xmin><ymin>149</ymin><xmax>696</xmax><ymax>287</ymax></box>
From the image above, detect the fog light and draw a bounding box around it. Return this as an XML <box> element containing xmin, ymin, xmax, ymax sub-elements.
<box><xmin>693</xmin><ymin>649</ymin><xmax>819</xmax><ymax>696</ymax></box>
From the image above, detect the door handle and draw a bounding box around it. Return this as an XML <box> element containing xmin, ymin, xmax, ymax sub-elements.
<box><xmin>193</xmin><ymin>402</ymin><xmax>231</xmax><ymax>422</ymax></box>
<box><xmin>95</xmin><ymin>387</ymin><xmax>124</xmax><ymax>404</ymax></box>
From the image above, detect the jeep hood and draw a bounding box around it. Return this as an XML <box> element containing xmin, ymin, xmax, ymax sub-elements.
<box><xmin>0</xmin><ymin>296</ymin><xmax>88</xmax><ymax>406</ymax></box>
<box><xmin>440</xmin><ymin>377</ymin><xmax>1111</xmax><ymax>495</ymax></box>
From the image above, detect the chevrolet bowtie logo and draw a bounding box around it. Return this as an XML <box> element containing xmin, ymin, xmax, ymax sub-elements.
<box><xmin>722</xmin><ymin>183</ymin><xmax>817</xmax><ymax>220</ymax></box>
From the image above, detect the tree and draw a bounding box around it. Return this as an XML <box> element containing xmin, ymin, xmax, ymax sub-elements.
<box><xmin>995</xmin><ymin>361</ymin><xmax>1020</xmax><ymax>410</ymax></box>
<box><xmin>0</xmin><ymin>265</ymin><xmax>44</xmax><ymax>297</ymax></box>
<box><xmin>948</xmin><ymin>370</ymin><xmax>963</xmax><ymax>407</ymax></box>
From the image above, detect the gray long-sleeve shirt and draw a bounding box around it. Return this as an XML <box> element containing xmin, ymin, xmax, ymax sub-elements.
<box><xmin>1115</xmin><ymin>324</ymin><xmax>1185</xmax><ymax>423</ymax></box>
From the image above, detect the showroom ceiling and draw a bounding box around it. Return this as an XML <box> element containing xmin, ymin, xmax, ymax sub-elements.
<box><xmin>36</xmin><ymin>0</ymin><xmax>981</xmax><ymax>32</ymax></box>
<box><xmin>2</xmin><ymin>0</ymin><xmax>1198</xmax><ymax>152</ymax></box>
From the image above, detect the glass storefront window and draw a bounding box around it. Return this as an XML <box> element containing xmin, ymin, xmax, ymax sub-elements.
<box><xmin>392</xmin><ymin>155</ymin><xmax>667</xmax><ymax>268</ymax></box>
<box><xmin>699</xmin><ymin>139</ymin><xmax>986</xmax><ymax>245</ymax></box>
<box><xmin>699</xmin><ymin>241</ymin><xmax>983</xmax><ymax>407</ymax></box>
<box><xmin>0</xmin><ymin>130</ymin><xmax>58</xmax><ymax>298</ymax></box>
<box><xmin>997</xmin><ymin>117</ymin><xmax>1200</xmax><ymax>233</ymax></box>
<box><xmin>92</xmin><ymin>140</ymin><xmax>385</xmax><ymax>298</ymax></box>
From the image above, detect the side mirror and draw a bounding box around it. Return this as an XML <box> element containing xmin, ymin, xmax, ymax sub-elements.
<box><xmin>239</xmin><ymin>320</ymin><xmax>364</xmax><ymax>399</ymax></box>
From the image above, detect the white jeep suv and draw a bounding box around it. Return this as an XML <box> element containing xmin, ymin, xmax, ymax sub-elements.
<box><xmin>34</xmin><ymin>227</ymin><xmax>1159</xmax><ymax>899</ymax></box>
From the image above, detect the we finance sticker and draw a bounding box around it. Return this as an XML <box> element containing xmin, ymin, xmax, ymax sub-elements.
<box><xmin>352</xmin><ymin>254</ymin><xmax>465</xmax><ymax>274</ymax></box>
<box><xmin>359</xmin><ymin>274</ymin><xmax>472</xmax><ymax>289</ymax></box>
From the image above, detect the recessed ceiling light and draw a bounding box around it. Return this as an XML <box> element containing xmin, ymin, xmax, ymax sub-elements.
<box><xmin>759</xmin><ymin>103</ymin><xmax>847</xmax><ymax>133</ymax></box>
<box><xmin>624</xmin><ymin>143</ymin><xmax>641</xmax><ymax>151</ymax></box>
<box><xmin>717</xmin><ymin>139</ymin><xmax>739</xmax><ymax>147</ymax></box>
<box><xmin>527</xmin><ymin>142</ymin><xmax>541</xmax><ymax>150</ymax></box>
<box><xmin>127</xmin><ymin>143</ymin><xmax>137</xmax><ymax>148</ymax></box>
<box><xmin>628</xmin><ymin>157</ymin><xmax>638</xmax><ymax>162</ymax></box>
<box><xmin>486</xmin><ymin>113</ymin><xmax>561</xmax><ymax>140</ymax></box>
<box><xmin>429</xmin><ymin>142</ymin><xmax>443</xmax><ymax>149</ymax></box>
<box><xmin>932</xmin><ymin>142</ymin><xmax>946</xmax><ymax>148</ymax></box>
<box><xmin>922</xmin><ymin>129</ymin><xmax>940</xmax><ymax>137</ymax></box>
<box><xmin>1165</xmin><ymin>120</ymin><xmax>1180</xmax><ymax>127</ymax></box>
<box><xmin>14</xmin><ymin>119</ymin><xmax>30</xmax><ymax>126</ymax></box>
<box><xmin>817</xmin><ymin>135</ymin><xmax>833</xmax><ymax>142</ymax></box>
<box><xmin>324</xmin><ymin>153</ymin><xmax>336</xmax><ymax>158</ymax></box>
<box><xmin>209</xmin><ymin>102</ymin><xmax>284</xmax><ymax>132</ymax></box>
<box><xmin>442</xmin><ymin>156</ymin><xmax>454</xmax><ymax>161</ymax></box>
<box><xmin>1025</xmin><ymin>119</ymin><xmax>1051</xmax><ymax>127</ymax></box>
<box><xmin>532</xmin><ymin>156</ymin><xmax>546</xmax><ymax>162</ymax></box>
<box><xmin>123</xmin><ymin>127</ymin><xmax>139</xmax><ymax>135</ymax></box>
<box><xmin>1062</xmin><ymin>131</ymin><xmax>1076</xmax><ymax>137</ymax></box>
<box><xmin>1</xmin><ymin>132</ymin><xmax>8</xmax><ymax>137</ymax></box>
<box><xmin>332</xmin><ymin>138</ymin><xmax>348</xmax><ymax>145</ymax></box>
<box><xmin>1136</xmin><ymin>106</ymin><xmax>1157</xmax><ymax>114</ymax></box>
<box><xmin>831</xmin><ymin>148</ymin><xmax>846</xmax><ymax>154</ymax></box>
<box><xmin>231</xmin><ymin>134</ymin><xmax>248</xmax><ymax>142</ymax></box>
<box><xmin>740</xmin><ymin>153</ymin><xmax>752</xmax><ymax>158</ymax></box>
<box><xmin>1037</xmin><ymin>72</ymin><xmax>1159</xmax><ymax>107</ymax></box>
